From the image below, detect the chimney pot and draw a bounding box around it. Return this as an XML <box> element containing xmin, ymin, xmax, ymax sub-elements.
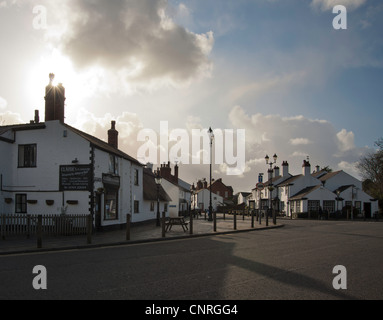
<box><xmin>108</xmin><ymin>121</ymin><xmax>119</xmax><ymax>149</ymax></box>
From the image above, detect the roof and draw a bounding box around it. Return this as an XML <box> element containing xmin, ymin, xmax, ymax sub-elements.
<box><xmin>319</xmin><ymin>171</ymin><xmax>342</xmax><ymax>182</ymax></box>
<box><xmin>334</xmin><ymin>185</ymin><xmax>354</xmax><ymax>193</ymax></box>
<box><xmin>289</xmin><ymin>185</ymin><xmax>321</xmax><ymax>200</ymax></box>
<box><xmin>0</xmin><ymin>121</ymin><xmax>142</xmax><ymax>166</ymax></box>
<box><xmin>143</xmin><ymin>168</ymin><xmax>172</xmax><ymax>202</ymax></box>
<box><xmin>0</xmin><ymin>123</ymin><xmax>46</xmax><ymax>140</ymax></box>
<box><xmin>278</xmin><ymin>174</ymin><xmax>302</xmax><ymax>187</ymax></box>
<box><xmin>63</xmin><ymin>123</ymin><xmax>142</xmax><ymax>166</ymax></box>
<box><xmin>238</xmin><ymin>192</ymin><xmax>251</xmax><ymax>197</ymax></box>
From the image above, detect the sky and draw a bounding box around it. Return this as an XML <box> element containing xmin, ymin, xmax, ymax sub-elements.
<box><xmin>0</xmin><ymin>0</ymin><xmax>382</xmax><ymax>192</ymax></box>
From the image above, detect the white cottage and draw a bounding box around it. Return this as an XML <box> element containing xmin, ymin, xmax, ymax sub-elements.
<box><xmin>0</xmin><ymin>74</ymin><xmax>150</xmax><ymax>229</ymax></box>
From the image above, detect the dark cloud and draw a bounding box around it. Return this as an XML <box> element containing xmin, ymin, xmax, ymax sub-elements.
<box><xmin>47</xmin><ymin>0</ymin><xmax>214</xmax><ymax>85</ymax></box>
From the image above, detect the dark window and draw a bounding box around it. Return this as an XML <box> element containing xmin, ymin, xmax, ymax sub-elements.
<box><xmin>134</xmin><ymin>200</ymin><xmax>139</xmax><ymax>214</ymax></box>
<box><xmin>150</xmin><ymin>202</ymin><xmax>155</xmax><ymax>211</ymax></box>
<box><xmin>15</xmin><ymin>194</ymin><xmax>27</xmax><ymax>213</ymax></box>
<box><xmin>134</xmin><ymin>169</ymin><xmax>139</xmax><ymax>186</ymax></box>
<box><xmin>18</xmin><ymin>144</ymin><xmax>37</xmax><ymax>168</ymax></box>
<box><xmin>104</xmin><ymin>188</ymin><xmax>118</xmax><ymax>220</ymax></box>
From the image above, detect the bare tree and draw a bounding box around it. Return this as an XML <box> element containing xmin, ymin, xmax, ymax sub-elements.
<box><xmin>357</xmin><ymin>138</ymin><xmax>383</xmax><ymax>210</ymax></box>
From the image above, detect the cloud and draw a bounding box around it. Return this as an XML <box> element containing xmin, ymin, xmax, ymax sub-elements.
<box><xmin>0</xmin><ymin>111</ymin><xmax>24</xmax><ymax>125</ymax></box>
<box><xmin>0</xmin><ymin>96</ymin><xmax>7</xmax><ymax>110</ymax></box>
<box><xmin>289</xmin><ymin>138</ymin><xmax>311</xmax><ymax>146</ymax></box>
<box><xmin>227</xmin><ymin>105</ymin><xmax>371</xmax><ymax>185</ymax></box>
<box><xmin>311</xmin><ymin>0</ymin><xmax>366</xmax><ymax>11</ymax></box>
<box><xmin>336</xmin><ymin>128</ymin><xmax>355</xmax><ymax>151</ymax></box>
<box><xmin>39</xmin><ymin>0</ymin><xmax>214</xmax><ymax>91</ymax></box>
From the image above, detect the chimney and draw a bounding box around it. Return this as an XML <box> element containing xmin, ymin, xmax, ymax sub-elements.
<box><xmin>273</xmin><ymin>166</ymin><xmax>280</xmax><ymax>177</ymax></box>
<box><xmin>159</xmin><ymin>162</ymin><xmax>171</xmax><ymax>180</ymax></box>
<box><xmin>174</xmin><ymin>163</ymin><xmax>179</xmax><ymax>180</ymax></box>
<box><xmin>282</xmin><ymin>161</ymin><xmax>289</xmax><ymax>177</ymax></box>
<box><xmin>34</xmin><ymin>110</ymin><xmax>40</xmax><ymax>124</ymax></box>
<box><xmin>315</xmin><ymin>165</ymin><xmax>321</xmax><ymax>173</ymax></box>
<box><xmin>302</xmin><ymin>160</ymin><xmax>311</xmax><ymax>176</ymax></box>
<box><xmin>146</xmin><ymin>163</ymin><xmax>153</xmax><ymax>172</ymax></box>
<box><xmin>108</xmin><ymin>121</ymin><xmax>119</xmax><ymax>149</ymax></box>
<box><xmin>44</xmin><ymin>74</ymin><xmax>66</xmax><ymax>123</ymax></box>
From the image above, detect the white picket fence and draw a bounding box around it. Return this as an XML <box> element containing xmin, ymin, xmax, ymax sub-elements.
<box><xmin>0</xmin><ymin>214</ymin><xmax>90</xmax><ymax>239</ymax></box>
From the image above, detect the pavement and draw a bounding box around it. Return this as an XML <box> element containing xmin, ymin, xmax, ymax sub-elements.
<box><xmin>0</xmin><ymin>213</ymin><xmax>283</xmax><ymax>255</ymax></box>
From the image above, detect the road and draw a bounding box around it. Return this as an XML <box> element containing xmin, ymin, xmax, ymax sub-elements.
<box><xmin>0</xmin><ymin>219</ymin><xmax>382</xmax><ymax>300</ymax></box>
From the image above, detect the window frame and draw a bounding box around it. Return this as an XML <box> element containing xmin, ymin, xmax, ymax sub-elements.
<box><xmin>18</xmin><ymin>144</ymin><xmax>37</xmax><ymax>168</ymax></box>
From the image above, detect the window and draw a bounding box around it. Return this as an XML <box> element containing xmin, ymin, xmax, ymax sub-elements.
<box><xmin>109</xmin><ymin>155</ymin><xmax>118</xmax><ymax>174</ymax></box>
<box><xmin>296</xmin><ymin>201</ymin><xmax>301</xmax><ymax>213</ymax></box>
<box><xmin>150</xmin><ymin>202</ymin><xmax>155</xmax><ymax>211</ymax></box>
<box><xmin>18</xmin><ymin>144</ymin><xmax>37</xmax><ymax>168</ymax></box>
<box><xmin>308</xmin><ymin>200</ymin><xmax>320</xmax><ymax>213</ymax></box>
<box><xmin>15</xmin><ymin>194</ymin><xmax>27</xmax><ymax>213</ymax></box>
<box><xmin>105</xmin><ymin>188</ymin><xmax>118</xmax><ymax>220</ymax></box>
<box><xmin>323</xmin><ymin>200</ymin><xmax>335</xmax><ymax>213</ymax></box>
<box><xmin>134</xmin><ymin>169</ymin><xmax>139</xmax><ymax>186</ymax></box>
<box><xmin>134</xmin><ymin>200</ymin><xmax>139</xmax><ymax>214</ymax></box>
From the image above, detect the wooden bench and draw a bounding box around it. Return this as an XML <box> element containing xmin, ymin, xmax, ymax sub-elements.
<box><xmin>165</xmin><ymin>217</ymin><xmax>189</xmax><ymax>232</ymax></box>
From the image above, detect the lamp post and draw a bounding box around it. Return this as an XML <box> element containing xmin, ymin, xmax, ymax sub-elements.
<box><xmin>155</xmin><ymin>172</ymin><xmax>162</xmax><ymax>227</ymax></box>
<box><xmin>208</xmin><ymin>127</ymin><xmax>214</xmax><ymax>222</ymax></box>
<box><xmin>265</xmin><ymin>154</ymin><xmax>278</xmax><ymax>226</ymax></box>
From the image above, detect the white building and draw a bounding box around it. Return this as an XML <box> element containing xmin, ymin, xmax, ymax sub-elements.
<box><xmin>0</xmin><ymin>74</ymin><xmax>161</xmax><ymax>229</ymax></box>
<box><xmin>191</xmin><ymin>188</ymin><xmax>223</xmax><ymax>212</ymax></box>
<box><xmin>156</xmin><ymin>162</ymin><xmax>191</xmax><ymax>217</ymax></box>
<box><xmin>252</xmin><ymin>159</ymin><xmax>378</xmax><ymax>218</ymax></box>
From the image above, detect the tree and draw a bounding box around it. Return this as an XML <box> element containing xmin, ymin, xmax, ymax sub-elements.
<box><xmin>356</xmin><ymin>138</ymin><xmax>383</xmax><ymax>211</ymax></box>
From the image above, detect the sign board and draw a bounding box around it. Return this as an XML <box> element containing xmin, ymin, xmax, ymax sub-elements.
<box><xmin>59</xmin><ymin>165</ymin><xmax>92</xmax><ymax>191</ymax></box>
<box><xmin>256</xmin><ymin>182</ymin><xmax>265</xmax><ymax>191</ymax></box>
<box><xmin>102</xmin><ymin>173</ymin><xmax>120</xmax><ymax>188</ymax></box>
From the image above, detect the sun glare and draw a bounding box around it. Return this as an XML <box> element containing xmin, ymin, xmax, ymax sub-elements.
<box><xmin>25</xmin><ymin>49</ymin><xmax>104</xmax><ymax>124</ymax></box>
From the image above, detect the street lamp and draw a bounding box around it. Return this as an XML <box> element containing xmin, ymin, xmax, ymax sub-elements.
<box><xmin>265</xmin><ymin>154</ymin><xmax>278</xmax><ymax>226</ymax></box>
<box><xmin>155</xmin><ymin>172</ymin><xmax>162</xmax><ymax>227</ymax></box>
<box><xmin>208</xmin><ymin>127</ymin><xmax>214</xmax><ymax>222</ymax></box>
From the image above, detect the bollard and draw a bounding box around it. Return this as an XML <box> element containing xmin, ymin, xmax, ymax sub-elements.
<box><xmin>234</xmin><ymin>211</ymin><xmax>237</xmax><ymax>230</ymax></box>
<box><xmin>162</xmin><ymin>211</ymin><xmax>166</xmax><ymax>238</ymax></box>
<box><xmin>251</xmin><ymin>210</ymin><xmax>254</xmax><ymax>228</ymax></box>
<box><xmin>37</xmin><ymin>215</ymin><xmax>42</xmax><ymax>249</ymax></box>
<box><xmin>87</xmin><ymin>215</ymin><xmax>92</xmax><ymax>244</ymax></box>
<box><xmin>213</xmin><ymin>212</ymin><xmax>217</xmax><ymax>232</ymax></box>
<box><xmin>126</xmin><ymin>214</ymin><xmax>131</xmax><ymax>241</ymax></box>
<box><xmin>189</xmin><ymin>211</ymin><xmax>193</xmax><ymax>235</ymax></box>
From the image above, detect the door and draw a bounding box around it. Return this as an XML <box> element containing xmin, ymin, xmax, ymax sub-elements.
<box><xmin>364</xmin><ymin>203</ymin><xmax>371</xmax><ymax>219</ymax></box>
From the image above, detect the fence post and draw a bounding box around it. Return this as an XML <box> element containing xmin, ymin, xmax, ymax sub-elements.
<box><xmin>162</xmin><ymin>211</ymin><xmax>166</xmax><ymax>238</ymax></box>
<box><xmin>27</xmin><ymin>215</ymin><xmax>31</xmax><ymax>239</ymax></box>
<box><xmin>126</xmin><ymin>214</ymin><xmax>131</xmax><ymax>241</ymax></box>
<box><xmin>1</xmin><ymin>214</ymin><xmax>5</xmax><ymax>240</ymax></box>
<box><xmin>37</xmin><ymin>215</ymin><xmax>42</xmax><ymax>249</ymax></box>
<box><xmin>189</xmin><ymin>210</ymin><xmax>193</xmax><ymax>235</ymax></box>
<box><xmin>87</xmin><ymin>215</ymin><xmax>92</xmax><ymax>244</ymax></box>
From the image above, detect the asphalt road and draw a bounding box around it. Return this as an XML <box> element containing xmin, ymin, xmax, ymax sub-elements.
<box><xmin>0</xmin><ymin>219</ymin><xmax>382</xmax><ymax>300</ymax></box>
